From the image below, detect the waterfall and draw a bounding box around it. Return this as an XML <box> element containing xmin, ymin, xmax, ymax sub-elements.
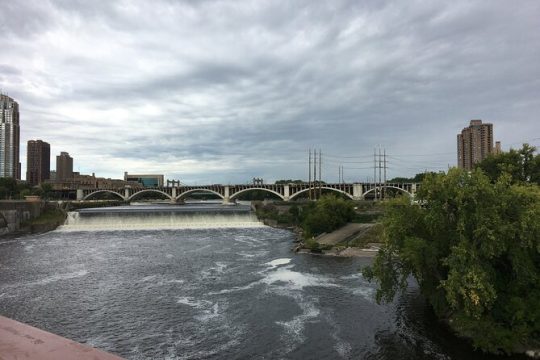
<box><xmin>58</xmin><ymin>204</ymin><xmax>263</xmax><ymax>231</ymax></box>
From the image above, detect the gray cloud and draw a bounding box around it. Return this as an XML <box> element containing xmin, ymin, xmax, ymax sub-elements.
<box><xmin>1</xmin><ymin>0</ymin><xmax>539</xmax><ymax>184</ymax></box>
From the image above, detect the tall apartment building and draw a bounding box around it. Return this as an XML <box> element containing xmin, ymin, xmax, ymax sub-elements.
<box><xmin>26</xmin><ymin>140</ymin><xmax>50</xmax><ymax>186</ymax></box>
<box><xmin>0</xmin><ymin>94</ymin><xmax>20</xmax><ymax>179</ymax></box>
<box><xmin>457</xmin><ymin>119</ymin><xmax>497</xmax><ymax>170</ymax></box>
<box><xmin>56</xmin><ymin>152</ymin><xmax>73</xmax><ymax>181</ymax></box>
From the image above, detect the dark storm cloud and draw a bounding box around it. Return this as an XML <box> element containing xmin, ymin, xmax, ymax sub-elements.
<box><xmin>1</xmin><ymin>0</ymin><xmax>539</xmax><ymax>183</ymax></box>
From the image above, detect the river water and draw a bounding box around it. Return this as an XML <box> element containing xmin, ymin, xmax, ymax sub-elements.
<box><xmin>0</xmin><ymin>205</ymin><xmax>527</xmax><ymax>359</ymax></box>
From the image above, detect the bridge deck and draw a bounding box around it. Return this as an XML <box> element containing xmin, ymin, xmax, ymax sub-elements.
<box><xmin>0</xmin><ymin>315</ymin><xmax>123</xmax><ymax>360</ymax></box>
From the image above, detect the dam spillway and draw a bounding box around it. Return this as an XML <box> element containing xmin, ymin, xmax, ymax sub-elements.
<box><xmin>59</xmin><ymin>204</ymin><xmax>263</xmax><ymax>231</ymax></box>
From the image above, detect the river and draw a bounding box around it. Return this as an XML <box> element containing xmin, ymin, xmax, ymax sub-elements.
<box><xmin>0</xmin><ymin>204</ymin><xmax>527</xmax><ymax>359</ymax></box>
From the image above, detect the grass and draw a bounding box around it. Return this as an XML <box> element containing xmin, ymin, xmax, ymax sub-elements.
<box><xmin>348</xmin><ymin>223</ymin><xmax>384</xmax><ymax>248</ymax></box>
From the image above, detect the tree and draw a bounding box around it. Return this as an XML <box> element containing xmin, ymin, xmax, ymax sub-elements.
<box><xmin>275</xmin><ymin>179</ymin><xmax>305</xmax><ymax>184</ymax></box>
<box><xmin>363</xmin><ymin>168</ymin><xmax>540</xmax><ymax>354</ymax></box>
<box><xmin>388</xmin><ymin>172</ymin><xmax>439</xmax><ymax>183</ymax></box>
<box><xmin>302</xmin><ymin>194</ymin><xmax>355</xmax><ymax>238</ymax></box>
<box><xmin>477</xmin><ymin>143</ymin><xmax>539</xmax><ymax>184</ymax></box>
<box><xmin>40</xmin><ymin>183</ymin><xmax>53</xmax><ymax>199</ymax></box>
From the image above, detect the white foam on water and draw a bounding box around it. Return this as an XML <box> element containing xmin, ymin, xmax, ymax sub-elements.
<box><xmin>237</xmin><ymin>252</ymin><xmax>256</xmax><ymax>258</ymax></box>
<box><xmin>265</xmin><ymin>258</ymin><xmax>292</xmax><ymax>268</ymax></box>
<box><xmin>185</xmin><ymin>244</ymin><xmax>212</xmax><ymax>253</ymax></box>
<box><xmin>335</xmin><ymin>339</ymin><xmax>352</xmax><ymax>358</ymax></box>
<box><xmin>200</xmin><ymin>262</ymin><xmax>228</xmax><ymax>278</ymax></box>
<box><xmin>177</xmin><ymin>297</ymin><xmax>212</xmax><ymax>308</ymax></box>
<box><xmin>323</xmin><ymin>310</ymin><xmax>353</xmax><ymax>359</ymax></box>
<box><xmin>22</xmin><ymin>269</ymin><xmax>89</xmax><ymax>286</ymax></box>
<box><xmin>351</xmin><ymin>286</ymin><xmax>375</xmax><ymax>301</ymax></box>
<box><xmin>165</xmin><ymin>253</ymin><xmax>174</xmax><ymax>258</ymax></box>
<box><xmin>208</xmin><ymin>280</ymin><xmax>263</xmax><ymax>295</ymax></box>
<box><xmin>261</xmin><ymin>265</ymin><xmax>339</xmax><ymax>290</ymax></box>
<box><xmin>0</xmin><ymin>239</ymin><xmax>19</xmax><ymax>246</ymax></box>
<box><xmin>140</xmin><ymin>275</ymin><xmax>157</xmax><ymax>282</ymax></box>
<box><xmin>195</xmin><ymin>302</ymin><xmax>220</xmax><ymax>322</ymax></box>
<box><xmin>233</xmin><ymin>237</ymin><xmax>257</xmax><ymax>246</ymax></box>
<box><xmin>166</xmin><ymin>279</ymin><xmax>184</xmax><ymax>284</ymax></box>
<box><xmin>340</xmin><ymin>273</ymin><xmax>363</xmax><ymax>280</ymax></box>
<box><xmin>275</xmin><ymin>293</ymin><xmax>321</xmax><ymax>352</ymax></box>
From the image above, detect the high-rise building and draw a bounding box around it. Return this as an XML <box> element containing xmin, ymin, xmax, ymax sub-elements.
<box><xmin>0</xmin><ymin>94</ymin><xmax>20</xmax><ymax>179</ymax></box>
<box><xmin>26</xmin><ymin>140</ymin><xmax>50</xmax><ymax>186</ymax></box>
<box><xmin>56</xmin><ymin>152</ymin><xmax>73</xmax><ymax>181</ymax></box>
<box><xmin>457</xmin><ymin>119</ymin><xmax>497</xmax><ymax>170</ymax></box>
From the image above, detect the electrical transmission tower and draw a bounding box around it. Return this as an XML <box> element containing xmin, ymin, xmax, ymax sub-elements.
<box><xmin>373</xmin><ymin>146</ymin><xmax>387</xmax><ymax>200</ymax></box>
<box><xmin>308</xmin><ymin>148</ymin><xmax>323</xmax><ymax>200</ymax></box>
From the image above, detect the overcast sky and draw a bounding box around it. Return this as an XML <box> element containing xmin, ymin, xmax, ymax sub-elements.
<box><xmin>1</xmin><ymin>0</ymin><xmax>539</xmax><ymax>184</ymax></box>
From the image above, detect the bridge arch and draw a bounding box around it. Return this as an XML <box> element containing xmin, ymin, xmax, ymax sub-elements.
<box><xmin>83</xmin><ymin>190</ymin><xmax>125</xmax><ymax>201</ymax></box>
<box><xmin>128</xmin><ymin>189</ymin><xmax>173</xmax><ymax>202</ymax></box>
<box><xmin>362</xmin><ymin>186</ymin><xmax>412</xmax><ymax>198</ymax></box>
<box><xmin>229</xmin><ymin>188</ymin><xmax>285</xmax><ymax>201</ymax></box>
<box><xmin>289</xmin><ymin>187</ymin><xmax>354</xmax><ymax>201</ymax></box>
<box><xmin>176</xmin><ymin>188</ymin><xmax>225</xmax><ymax>201</ymax></box>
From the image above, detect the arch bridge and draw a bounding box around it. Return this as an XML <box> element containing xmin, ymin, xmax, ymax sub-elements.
<box><xmin>77</xmin><ymin>182</ymin><xmax>419</xmax><ymax>204</ymax></box>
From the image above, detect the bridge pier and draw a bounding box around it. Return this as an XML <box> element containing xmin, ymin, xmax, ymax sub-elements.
<box><xmin>222</xmin><ymin>185</ymin><xmax>231</xmax><ymax>205</ymax></box>
<box><xmin>283</xmin><ymin>185</ymin><xmax>290</xmax><ymax>201</ymax></box>
<box><xmin>352</xmin><ymin>183</ymin><xmax>364</xmax><ymax>200</ymax></box>
<box><xmin>170</xmin><ymin>187</ymin><xmax>178</xmax><ymax>204</ymax></box>
<box><xmin>76</xmin><ymin>189</ymin><xmax>84</xmax><ymax>201</ymax></box>
<box><xmin>124</xmin><ymin>188</ymin><xmax>130</xmax><ymax>201</ymax></box>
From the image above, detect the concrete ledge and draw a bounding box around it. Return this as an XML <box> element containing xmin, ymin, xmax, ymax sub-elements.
<box><xmin>0</xmin><ymin>315</ymin><xmax>123</xmax><ymax>360</ymax></box>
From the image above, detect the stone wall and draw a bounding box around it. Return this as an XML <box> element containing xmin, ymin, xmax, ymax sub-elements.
<box><xmin>0</xmin><ymin>201</ymin><xmax>44</xmax><ymax>236</ymax></box>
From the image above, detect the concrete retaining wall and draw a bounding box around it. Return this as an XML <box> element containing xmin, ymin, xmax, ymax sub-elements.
<box><xmin>0</xmin><ymin>201</ymin><xmax>44</xmax><ymax>236</ymax></box>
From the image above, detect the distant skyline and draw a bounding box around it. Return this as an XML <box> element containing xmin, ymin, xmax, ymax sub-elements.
<box><xmin>1</xmin><ymin>0</ymin><xmax>539</xmax><ymax>184</ymax></box>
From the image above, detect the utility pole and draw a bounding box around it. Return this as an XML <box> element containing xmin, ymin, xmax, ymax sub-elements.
<box><xmin>308</xmin><ymin>149</ymin><xmax>312</xmax><ymax>200</ymax></box>
<box><xmin>373</xmin><ymin>148</ymin><xmax>377</xmax><ymax>201</ymax></box>
<box><xmin>313</xmin><ymin>149</ymin><xmax>317</xmax><ymax>200</ymax></box>
<box><xmin>378</xmin><ymin>146</ymin><xmax>382</xmax><ymax>201</ymax></box>
<box><xmin>383</xmin><ymin>148</ymin><xmax>387</xmax><ymax>199</ymax></box>
<box><xmin>318</xmin><ymin>149</ymin><xmax>322</xmax><ymax>199</ymax></box>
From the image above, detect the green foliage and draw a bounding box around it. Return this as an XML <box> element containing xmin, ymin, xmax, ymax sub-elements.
<box><xmin>477</xmin><ymin>143</ymin><xmax>539</xmax><ymax>184</ymax></box>
<box><xmin>27</xmin><ymin>208</ymin><xmax>66</xmax><ymax>225</ymax></box>
<box><xmin>388</xmin><ymin>172</ymin><xmax>439</xmax><ymax>183</ymax></box>
<box><xmin>302</xmin><ymin>195</ymin><xmax>355</xmax><ymax>238</ymax></box>
<box><xmin>363</xmin><ymin>168</ymin><xmax>540</xmax><ymax>354</ymax></box>
<box><xmin>0</xmin><ymin>177</ymin><xmax>45</xmax><ymax>199</ymax></box>
<box><xmin>304</xmin><ymin>239</ymin><xmax>333</xmax><ymax>252</ymax></box>
<box><xmin>352</xmin><ymin>212</ymin><xmax>382</xmax><ymax>223</ymax></box>
<box><xmin>275</xmin><ymin>179</ymin><xmax>305</xmax><ymax>185</ymax></box>
<box><xmin>348</xmin><ymin>223</ymin><xmax>383</xmax><ymax>248</ymax></box>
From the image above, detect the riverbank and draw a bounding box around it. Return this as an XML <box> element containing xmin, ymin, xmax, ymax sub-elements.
<box><xmin>253</xmin><ymin>199</ymin><xmax>384</xmax><ymax>257</ymax></box>
<box><xmin>0</xmin><ymin>200</ymin><xmax>126</xmax><ymax>239</ymax></box>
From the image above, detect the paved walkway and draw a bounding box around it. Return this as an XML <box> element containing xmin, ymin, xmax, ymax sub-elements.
<box><xmin>315</xmin><ymin>223</ymin><xmax>373</xmax><ymax>246</ymax></box>
<box><xmin>0</xmin><ymin>315</ymin><xmax>123</xmax><ymax>360</ymax></box>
